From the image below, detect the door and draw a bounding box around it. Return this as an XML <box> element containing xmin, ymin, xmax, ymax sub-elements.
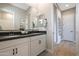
<box><xmin>63</xmin><ymin>8</ymin><xmax>75</xmax><ymax>41</ymax></box>
<box><xmin>30</xmin><ymin>39</ymin><xmax>39</xmax><ymax>56</ymax></box>
<box><xmin>0</xmin><ymin>47</ymin><xmax>13</xmax><ymax>56</ymax></box>
<box><xmin>30</xmin><ymin>35</ymin><xmax>46</xmax><ymax>56</ymax></box>
<box><xmin>15</xmin><ymin>43</ymin><xmax>29</xmax><ymax>56</ymax></box>
<box><xmin>39</xmin><ymin>38</ymin><xmax>46</xmax><ymax>53</ymax></box>
<box><xmin>38</xmin><ymin>35</ymin><xmax>46</xmax><ymax>53</ymax></box>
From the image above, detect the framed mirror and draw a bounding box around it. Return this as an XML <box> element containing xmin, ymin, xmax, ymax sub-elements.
<box><xmin>0</xmin><ymin>3</ymin><xmax>29</xmax><ymax>31</ymax></box>
<box><xmin>0</xmin><ymin>9</ymin><xmax>14</xmax><ymax>30</ymax></box>
<box><xmin>32</xmin><ymin>14</ymin><xmax>47</xmax><ymax>30</ymax></box>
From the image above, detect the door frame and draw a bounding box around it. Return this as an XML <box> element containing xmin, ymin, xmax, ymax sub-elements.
<box><xmin>54</xmin><ymin>4</ymin><xmax>63</xmax><ymax>44</ymax></box>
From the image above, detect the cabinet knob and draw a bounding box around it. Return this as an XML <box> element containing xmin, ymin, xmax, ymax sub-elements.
<box><xmin>39</xmin><ymin>40</ymin><xmax>41</xmax><ymax>44</ymax></box>
<box><xmin>70</xmin><ymin>31</ymin><xmax>73</xmax><ymax>32</ymax></box>
<box><xmin>13</xmin><ymin>49</ymin><xmax>15</xmax><ymax>55</ymax></box>
<box><xmin>16</xmin><ymin>48</ymin><xmax>18</xmax><ymax>54</ymax></box>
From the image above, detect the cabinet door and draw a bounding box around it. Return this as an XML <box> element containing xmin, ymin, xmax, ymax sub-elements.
<box><xmin>15</xmin><ymin>43</ymin><xmax>29</xmax><ymax>56</ymax></box>
<box><xmin>39</xmin><ymin>38</ymin><xmax>46</xmax><ymax>53</ymax></box>
<box><xmin>30</xmin><ymin>35</ymin><xmax>46</xmax><ymax>56</ymax></box>
<box><xmin>0</xmin><ymin>47</ymin><xmax>13</xmax><ymax>56</ymax></box>
<box><xmin>30</xmin><ymin>39</ymin><xmax>39</xmax><ymax>56</ymax></box>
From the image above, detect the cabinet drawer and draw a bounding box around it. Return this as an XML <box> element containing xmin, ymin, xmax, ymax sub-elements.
<box><xmin>0</xmin><ymin>38</ymin><xmax>30</xmax><ymax>50</ymax></box>
<box><xmin>30</xmin><ymin>36</ymin><xmax>40</xmax><ymax>41</ymax></box>
<box><xmin>30</xmin><ymin>35</ymin><xmax>46</xmax><ymax>41</ymax></box>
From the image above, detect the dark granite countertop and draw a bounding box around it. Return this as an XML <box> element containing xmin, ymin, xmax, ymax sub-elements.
<box><xmin>0</xmin><ymin>32</ymin><xmax>46</xmax><ymax>42</ymax></box>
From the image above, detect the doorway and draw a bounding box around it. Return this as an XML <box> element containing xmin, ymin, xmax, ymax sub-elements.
<box><xmin>53</xmin><ymin>4</ymin><xmax>63</xmax><ymax>44</ymax></box>
<box><xmin>62</xmin><ymin>8</ymin><xmax>76</xmax><ymax>42</ymax></box>
<box><xmin>53</xmin><ymin>3</ymin><xmax>76</xmax><ymax>56</ymax></box>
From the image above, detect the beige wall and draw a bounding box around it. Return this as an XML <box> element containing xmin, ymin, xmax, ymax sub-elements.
<box><xmin>43</xmin><ymin>4</ymin><xmax>54</xmax><ymax>50</ymax></box>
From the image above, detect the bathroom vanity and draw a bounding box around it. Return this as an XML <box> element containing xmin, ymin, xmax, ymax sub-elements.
<box><xmin>0</xmin><ymin>31</ymin><xmax>46</xmax><ymax>56</ymax></box>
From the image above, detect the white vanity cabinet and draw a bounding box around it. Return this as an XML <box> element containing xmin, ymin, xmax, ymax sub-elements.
<box><xmin>0</xmin><ymin>34</ymin><xmax>46</xmax><ymax>56</ymax></box>
<box><xmin>30</xmin><ymin>35</ymin><xmax>46</xmax><ymax>56</ymax></box>
<box><xmin>0</xmin><ymin>38</ymin><xmax>30</xmax><ymax>56</ymax></box>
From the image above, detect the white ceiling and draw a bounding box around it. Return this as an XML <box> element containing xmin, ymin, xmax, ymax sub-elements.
<box><xmin>57</xmin><ymin>3</ymin><xmax>76</xmax><ymax>11</ymax></box>
<box><xmin>10</xmin><ymin>3</ymin><xmax>30</xmax><ymax>10</ymax></box>
<box><xmin>10</xmin><ymin>3</ymin><xmax>76</xmax><ymax>11</ymax></box>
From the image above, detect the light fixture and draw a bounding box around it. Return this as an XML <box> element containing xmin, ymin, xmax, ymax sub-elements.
<box><xmin>65</xmin><ymin>4</ymin><xmax>69</xmax><ymax>7</ymax></box>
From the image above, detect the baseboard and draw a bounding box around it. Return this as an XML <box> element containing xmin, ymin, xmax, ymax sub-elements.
<box><xmin>46</xmin><ymin>49</ymin><xmax>54</xmax><ymax>55</ymax></box>
<box><xmin>61</xmin><ymin>40</ymin><xmax>76</xmax><ymax>44</ymax></box>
